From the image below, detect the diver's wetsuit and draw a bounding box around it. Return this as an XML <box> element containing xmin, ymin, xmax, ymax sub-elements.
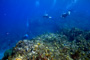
<box><xmin>61</xmin><ymin>13</ymin><xmax>69</xmax><ymax>18</ymax></box>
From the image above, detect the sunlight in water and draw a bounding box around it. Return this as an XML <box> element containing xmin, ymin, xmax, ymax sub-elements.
<box><xmin>52</xmin><ymin>0</ymin><xmax>57</xmax><ymax>8</ymax></box>
<box><xmin>74</xmin><ymin>0</ymin><xmax>78</xmax><ymax>3</ymax></box>
<box><xmin>46</xmin><ymin>0</ymin><xmax>57</xmax><ymax>12</ymax></box>
<box><xmin>35</xmin><ymin>0</ymin><xmax>40</xmax><ymax>7</ymax></box>
<box><xmin>26</xmin><ymin>19</ymin><xmax>29</xmax><ymax>28</ymax></box>
<box><xmin>66</xmin><ymin>0</ymin><xmax>78</xmax><ymax>9</ymax></box>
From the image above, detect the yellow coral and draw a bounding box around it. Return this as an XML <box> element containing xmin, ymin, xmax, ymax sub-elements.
<box><xmin>15</xmin><ymin>58</ymin><xmax>22</xmax><ymax>60</ymax></box>
<box><xmin>45</xmin><ymin>53</ymin><xmax>49</xmax><ymax>56</ymax></box>
<box><xmin>34</xmin><ymin>45</ymin><xmax>38</xmax><ymax>48</ymax></box>
<box><xmin>37</xmin><ymin>43</ymin><xmax>41</xmax><ymax>45</ymax></box>
<box><xmin>15</xmin><ymin>55</ymin><xmax>23</xmax><ymax>60</ymax></box>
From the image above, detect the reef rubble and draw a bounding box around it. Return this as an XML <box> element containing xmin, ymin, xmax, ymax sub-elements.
<box><xmin>2</xmin><ymin>28</ymin><xmax>90</xmax><ymax>60</ymax></box>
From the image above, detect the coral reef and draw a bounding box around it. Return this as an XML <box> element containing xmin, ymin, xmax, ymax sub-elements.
<box><xmin>2</xmin><ymin>28</ymin><xmax>90</xmax><ymax>60</ymax></box>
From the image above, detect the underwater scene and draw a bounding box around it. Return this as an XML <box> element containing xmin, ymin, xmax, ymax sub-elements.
<box><xmin>0</xmin><ymin>0</ymin><xmax>90</xmax><ymax>60</ymax></box>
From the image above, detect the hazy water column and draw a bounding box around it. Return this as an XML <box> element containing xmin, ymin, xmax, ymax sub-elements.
<box><xmin>25</xmin><ymin>18</ymin><xmax>29</xmax><ymax>33</ymax></box>
<box><xmin>35</xmin><ymin>0</ymin><xmax>40</xmax><ymax>7</ymax></box>
<box><xmin>51</xmin><ymin>0</ymin><xmax>57</xmax><ymax>9</ymax></box>
<box><xmin>66</xmin><ymin>0</ymin><xmax>78</xmax><ymax>9</ymax></box>
<box><xmin>44</xmin><ymin>0</ymin><xmax>57</xmax><ymax>15</ymax></box>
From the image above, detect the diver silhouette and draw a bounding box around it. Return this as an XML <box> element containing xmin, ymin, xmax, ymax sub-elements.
<box><xmin>61</xmin><ymin>10</ymin><xmax>71</xmax><ymax>18</ymax></box>
<box><xmin>23</xmin><ymin>34</ymin><xmax>29</xmax><ymax>39</ymax></box>
<box><xmin>43</xmin><ymin>13</ymin><xmax>52</xmax><ymax>19</ymax></box>
<box><xmin>22</xmin><ymin>19</ymin><xmax>29</xmax><ymax>40</ymax></box>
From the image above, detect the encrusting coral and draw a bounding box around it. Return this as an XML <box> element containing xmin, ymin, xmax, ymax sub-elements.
<box><xmin>2</xmin><ymin>28</ymin><xmax>90</xmax><ymax>60</ymax></box>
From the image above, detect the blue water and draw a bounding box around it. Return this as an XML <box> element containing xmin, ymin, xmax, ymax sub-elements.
<box><xmin>0</xmin><ymin>0</ymin><xmax>90</xmax><ymax>59</ymax></box>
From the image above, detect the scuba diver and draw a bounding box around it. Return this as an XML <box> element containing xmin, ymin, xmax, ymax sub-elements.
<box><xmin>43</xmin><ymin>13</ymin><xmax>52</xmax><ymax>19</ymax></box>
<box><xmin>22</xmin><ymin>19</ymin><xmax>29</xmax><ymax>40</ymax></box>
<box><xmin>61</xmin><ymin>0</ymin><xmax>77</xmax><ymax>18</ymax></box>
<box><xmin>61</xmin><ymin>10</ymin><xmax>71</xmax><ymax>18</ymax></box>
<box><xmin>23</xmin><ymin>34</ymin><xmax>29</xmax><ymax>39</ymax></box>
